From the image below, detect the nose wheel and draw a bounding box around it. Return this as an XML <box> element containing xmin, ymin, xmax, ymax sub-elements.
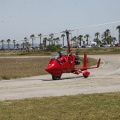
<box><xmin>52</xmin><ymin>76</ymin><xmax>61</xmax><ymax>80</ymax></box>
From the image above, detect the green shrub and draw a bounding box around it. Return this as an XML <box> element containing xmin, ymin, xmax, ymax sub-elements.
<box><xmin>46</xmin><ymin>45</ymin><xmax>61</xmax><ymax>52</ymax></box>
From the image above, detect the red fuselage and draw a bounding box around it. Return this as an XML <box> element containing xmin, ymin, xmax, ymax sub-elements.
<box><xmin>45</xmin><ymin>30</ymin><xmax>100</xmax><ymax>80</ymax></box>
<box><xmin>45</xmin><ymin>54</ymin><xmax>75</xmax><ymax>77</ymax></box>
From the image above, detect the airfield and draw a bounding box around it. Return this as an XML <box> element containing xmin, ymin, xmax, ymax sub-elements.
<box><xmin>0</xmin><ymin>54</ymin><xmax>120</xmax><ymax>100</ymax></box>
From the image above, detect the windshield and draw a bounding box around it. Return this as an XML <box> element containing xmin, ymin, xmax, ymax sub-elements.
<box><xmin>50</xmin><ymin>51</ymin><xmax>67</xmax><ymax>59</ymax></box>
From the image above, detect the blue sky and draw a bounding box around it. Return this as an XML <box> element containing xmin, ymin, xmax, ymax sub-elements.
<box><xmin>0</xmin><ymin>0</ymin><xmax>120</xmax><ymax>45</ymax></box>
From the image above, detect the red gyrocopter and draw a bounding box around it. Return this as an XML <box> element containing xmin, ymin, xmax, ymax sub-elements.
<box><xmin>45</xmin><ymin>30</ymin><xmax>101</xmax><ymax>80</ymax></box>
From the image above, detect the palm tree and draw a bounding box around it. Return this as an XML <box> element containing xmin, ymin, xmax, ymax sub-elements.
<box><xmin>15</xmin><ymin>43</ymin><xmax>19</xmax><ymax>49</ymax></box>
<box><xmin>71</xmin><ymin>36</ymin><xmax>77</xmax><ymax>47</ymax></box>
<box><xmin>21</xmin><ymin>42</ymin><xmax>26</xmax><ymax>50</ymax></box>
<box><xmin>84</xmin><ymin>34</ymin><xmax>90</xmax><ymax>45</ymax></box>
<box><xmin>0</xmin><ymin>39</ymin><xmax>5</xmax><ymax>50</ymax></box>
<box><xmin>61</xmin><ymin>34</ymin><xmax>65</xmax><ymax>47</ymax></box>
<box><xmin>71</xmin><ymin>36</ymin><xmax>77</xmax><ymax>42</ymax></box>
<box><xmin>56</xmin><ymin>37</ymin><xmax>60</xmax><ymax>45</ymax></box>
<box><xmin>95</xmin><ymin>32</ymin><xmax>100</xmax><ymax>44</ymax></box>
<box><xmin>13</xmin><ymin>40</ymin><xmax>16</xmax><ymax>50</ymax></box>
<box><xmin>106</xmin><ymin>29</ymin><xmax>111</xmax><ymax>44</ymax></box>
<box><xmin>43</xmin><ymin>37</ymin><xmax>47</xmax><ymax>48</ymax></box>
<box><xmin>94</xmin><ymin>32</ymin><xmax>101</xmax><ymax>45</ymax></box>
<box><xmin>24</xmin><ymin>37</ymin><xmax>29</xmax><ymax>50</ymax></box>
<box><xmin>47</xmin><ymin>38</ymin><xmax>51</xmax><ymax>45</ymax></box>
<box><xmin>102</xmin><ymin>29</ymin><xmax>111</xmax><ymax>44</ymax></box>
<box><xmin>101</xmin><ymin>31</ymin><xmax>107</xmax><ymax>43</ymax></box>
<box><xmin>49</xmin><ymin>33</ymin><xmax>54</xmax><ymax>39</ymax></box>
<box><xmin>95</xmin><ymin>32</ymin><xmax>100</xmax><ymax>39</ymax></box>
<box><xmin>49</xmin><ymin>33</ymin><xmax>54</xmax><ymax>45</ymax></box>
<box><xmin>107</xmin><ymin>36</ymin><xmax>116</xmax><ymax>45</ymax></box>
<box><xmin>106</xmin><ymin>29</ymin><xmax>110</xmax><ymax>35</ymax></box>
<box><xmin>83</xmin><ymin>40</ymin><xmax>85</xmax><ymax>46</ymax></box>
<box><xmin>116</xmin><ymin>25</ymin><xmax>120</xmax><ymax>43</ymax></box>
<box><xmin>25</xmin><ymin>42</ymin><xmax>31</xmax><ymax>52</ymax></box>
<box><xmin>24</xmin><ymin>37</ymin><xmax>28</xmax><ymax>49</ymax></box>
<box><xmin>38</xmin><ymin>33</ymin><xmax>42</xmax><ymax>48</ymax></box>
<box><xmin>106</xmin><ymin>36</ymin><xmax>112</xmax><ymax>44</ymax></box>
<box><xmin>53</xmin><ymin>37</ymin><xmax>60</xmax><ymax>45</ymax></box>
<box><xmin>53</xmin><ymin>38</ymin><xmax>57</xmax><ymax>45</ymax></box>
<box><xmin>112</xmin><ymin>37</ymin><xmax>117</xmax><ymax>45</ymax></box>
<box><xmin>7</xmin><ymin>39</ymin><xmax>11</xmax><ymax>50</ymax></box>
<box><xmin>24</xmin><ymin>37</ymin><xmax>28</xmax><ymax>42</ymax></box>
<box><xmin>78</xmin><ymin>35</ymin><xmax>83</xmax><ymax>46</ymax></box>
<box><xmin>30</xmin><ymin>34</ymin><xmax>35</xmax><ymax>48</ymax></box>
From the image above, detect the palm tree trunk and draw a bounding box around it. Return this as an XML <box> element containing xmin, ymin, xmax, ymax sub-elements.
<box><xmin>14</xmin><ymin>43</ymin><xmax>15</xmax><ymax>50</ymax></box>
<box><xmin>63</xmin><ymin>38</ymin><xmax>64</xmax><ymax>47</ymax></box>
<box><xmin>86</xmin><ymin>38</ymin><xmax>88</xmax><ymax>45</ymax></box>
<box><xmin>119</xmin><ymin>29</ymin><xmax>120</xmax><ymax>43</ymax></box>
<box><xmin>83</xmin><ymin>41</ymin><xmax>85</xmax><ymax>45</ymax></box>
<box><xmin>8</xmin><ymin>43</ymin><xmax>10</xmax><ymax>50</ymax></box>
<box><xmin>2</xmin><ymin>42</ymin><xmax>4</xmax><ymax>50</ymax></box>
<box><xmin>32</xmin><ymin>38</ymin><xmax>34</xmax><ymax>48</ymax></box>
<box><xmin>40</xmin><ymin>37</ymin><xmax>41</xmax><ymax>49</ymax></box>
<box><xmin>79</xmin><ymin>39</ymin><xmax>81</xmax><ymax>46</ymax></box>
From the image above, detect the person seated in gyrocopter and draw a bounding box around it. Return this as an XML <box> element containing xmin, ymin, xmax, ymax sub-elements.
<box><xmin>51</xmin><ymin>51</ymin><xmax>63</xmax><ymax>59</ymax></box>
<box><xmin>57</xmin><ymin>51</ymin><xmax>63</xmax><ymax>58</ymax></box>
<box><xmin>50</xmin><ymin>51</ymin><xmax>67</xmax><ymax>65</ymax></box>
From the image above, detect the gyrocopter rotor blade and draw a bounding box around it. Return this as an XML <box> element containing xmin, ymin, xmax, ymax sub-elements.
<box><xmin>16</xmin><ymin>20</ymin><xmax>120</xmax><ymax>43</ymax></box>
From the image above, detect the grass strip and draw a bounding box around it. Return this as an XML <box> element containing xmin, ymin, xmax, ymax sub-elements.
<box><xmin>0</xmin><ymin>92</ymin><xmax>120</xmax><ymax>120</ymax></box>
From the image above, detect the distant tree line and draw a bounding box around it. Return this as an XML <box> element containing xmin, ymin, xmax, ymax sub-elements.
<box><xmin>0</xmin><ymin>25</ymin><xmax>120</xmax><ymax>50</ymax></box>
<box><xmin>71</xmin><ymin>26</ymin><xmax>120</xmax><ymax>47</ymax></box>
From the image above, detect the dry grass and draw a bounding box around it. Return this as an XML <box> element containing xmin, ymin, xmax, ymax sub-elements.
<box><xmin>73</xmin><ymin>47</ymin><xmax>120</xmax><ymax>55</ymax></box>
<box><xmin>0</xmin><ymin>47</ymin><xmax>120</xmax><ymax>56</ymax></box>
<box><xmin>0</xmin><ymin>57</ymin><xmax>97</xmax><ymax>80</ymax></box>
<box><xmin>0</xmin><ymin>58</ymin><xmax>49</xmax><ymax>79</ymax></box>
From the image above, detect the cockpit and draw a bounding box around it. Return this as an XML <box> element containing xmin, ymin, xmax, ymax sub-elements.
<box><xmin>50</xmin><ymin>51</ymin><xmax>67</xmax><ymax>59</ymax></box>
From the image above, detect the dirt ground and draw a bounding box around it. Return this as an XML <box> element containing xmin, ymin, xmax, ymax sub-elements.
<box><xmin>0</xmin><ymin>54</ymin><xmax>120</xmax><ymax>100</ymax></box>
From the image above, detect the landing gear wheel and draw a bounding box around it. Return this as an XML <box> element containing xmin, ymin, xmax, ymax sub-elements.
<box><xmin>52</xmin><ymin>76</ymin><xmax>61</xmax><ymax>80</ymax></box>
<box><xmin>83</xmin><ymin>75</ymin><xmax>88</xmax><ymax>78</ymax></box>
<box><xmin>57</xmin><ymin>76</ymin><xmax>61</xmax><ymax>80</ymax></box>
<box><xmin>83</xmin><ymin>71</ymin><xmax>90</xmax><ymax>78</ymax></box>
<box><xmin>52</xmin><ymin>76</ymin><xmax>57</xmax><ymax>80</ymax></box>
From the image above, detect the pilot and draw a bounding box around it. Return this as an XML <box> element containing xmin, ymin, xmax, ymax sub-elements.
<box><xmin>56</xmin><ymin>51</ymin><xmax>66</xmax><ymax>65</ymax></box>
<box><xmin>58</xmin><ymin>51</ymin><xmax>63</xmax><ymax>58</ymax></box>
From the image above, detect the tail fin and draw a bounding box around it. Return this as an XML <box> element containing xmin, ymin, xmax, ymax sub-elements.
<box><xmin>97</xmin><ymin>58</ymin><xmax>101</xmax><ymax>68</ymax></box>
<box><xmin>82</xmin><ymin>54</ymin><xmax>101</xmax><ymax>69</ymax></box>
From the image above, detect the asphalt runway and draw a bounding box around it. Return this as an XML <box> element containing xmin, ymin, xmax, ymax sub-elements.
<box><xmin>0</xmin><ymin>54</ymin><xmax>120</xmax><ymax>100</ymax></box>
